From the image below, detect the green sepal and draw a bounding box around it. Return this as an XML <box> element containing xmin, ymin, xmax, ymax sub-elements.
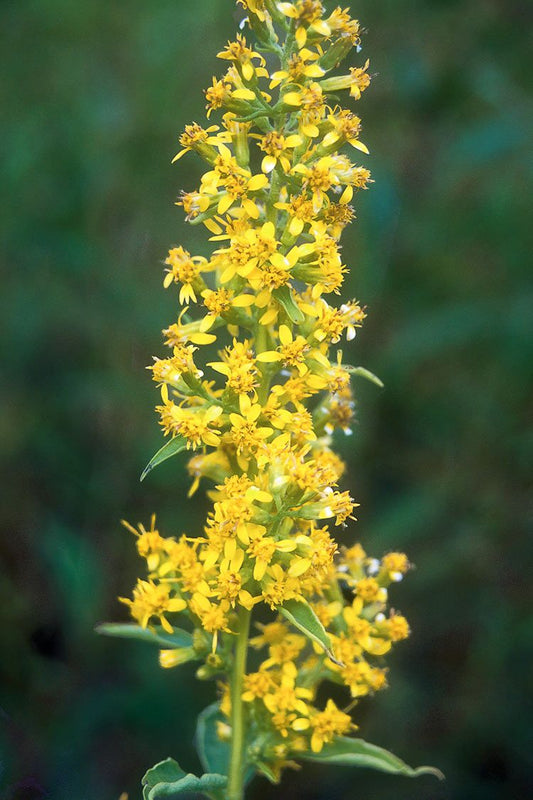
<box><xmin>140</xmin><ymin>435</ymin><xmax>188</xmax><ymax>482</ymax></box>
<box><xmin>344</xmin><ymin>365</ymin><xmax>384</xmax><ymax>388</ymax></box>
<box><xmin>278</xmin><ymin>599</ymin><xmax>340</xmax><ymax>664</ymax></box>
<box><xmin>95</xmin><ymin>622</ymin><xmax>193</xmax><ymax>650</ymax></box>
<box><xmin>272</xmin><ymin>285</ymin><xmax>305</xmax><ymax>324</ymax></box>
<box><xmin>142</xmin><ymin>758</ymin><xmax>227</xmax><ymax>800</ymax></box>
<box><xmin>300</xmin><ymin>737</ymin><xmax>444</xmax><ymax>780</ymax></box>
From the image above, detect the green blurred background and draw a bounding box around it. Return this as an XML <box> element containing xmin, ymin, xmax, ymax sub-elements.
<box><xmin>2</xmin><ymin>0</ymin><xmax>532</xmax><ymax>798</ymax></box>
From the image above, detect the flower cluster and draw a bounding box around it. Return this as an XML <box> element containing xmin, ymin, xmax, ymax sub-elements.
<box><xmin>118</xmin><ymin>0</ymin><xmax>414</xmax><ymax>786</ymax></box>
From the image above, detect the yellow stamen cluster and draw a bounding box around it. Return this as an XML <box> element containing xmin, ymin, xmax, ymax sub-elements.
<box><xmin>121</xmin><ymin>0</ymin><xmax>412</xmax><ymax>780</ymax></box>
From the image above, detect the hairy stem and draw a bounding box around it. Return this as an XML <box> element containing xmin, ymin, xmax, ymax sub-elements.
<box><xmin>227</xmin><ymin>605</ymin><xmax>252</xmax><ymax>800</ymax></box>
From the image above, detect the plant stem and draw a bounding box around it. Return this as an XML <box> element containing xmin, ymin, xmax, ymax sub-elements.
<box><xmin>227</xmin><ymin>605</ymin><xmax>252</xmax><ymax>800</ymax></box>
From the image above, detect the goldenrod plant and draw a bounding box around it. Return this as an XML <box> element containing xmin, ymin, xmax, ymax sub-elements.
<box><xmin>98</xmin><ymin>2</ymin><xmax>442</xmax><ymax>798</ymax></box>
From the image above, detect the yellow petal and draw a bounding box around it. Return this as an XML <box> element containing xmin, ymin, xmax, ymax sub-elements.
<box><xmin>217</xmin><ymin>193</ymin><xmax>234</xmax><ymax>215</ymax></box>
<box><xmin>262</xmin><ymin>220</ymin><xmax>275</xmax><ymax>238</ymax></box>
<box><xmin>311</xmin><ymin>20</ymin><xmax>330</xmax><ymax>36</ymax></box>
<box><xmin>248</xmin><ymin>488</ymin><xmax>273</xmax><ymax>503</ymax></box>
<box><xmin>203</xmin><ymin>431</ymin><xmax>221</xmax><ymax>447</ymax></box>
<box><xmin>365</xmin><ymin>638</ymin><xmax>392</xmax><ymax>656</ymax></box>
<box><xmin>224</xmin><ymin>538</ymin><xmax>237</xmax><ymax>561</ymax></box>
<box><xmin>349</xmin><ymin>139</ymin><xmax>370</xmax><ymax>154</ymax></box>
<box><xmin>248</xmin><ymin>403</ymin><xmax>262</xmax><ymax>422</ymax></box>
<box><xmin>256</xmin><ymin>351</ymin><xmax>282</xmax><ymax>363</ymax></box>
<box><xmin>242</xmin><ymin>61</ymin><xmax>254</xmax><ymax>82</ymax></box>
<box><xmin>248</xmin><ymin>173</ymin><xmax>269</xmax><ymax>191</ymax></box>
<box><xmin>262</xmin><ymin>155</ymin><xmax>276</xmax><ymax>174</ymax></box>
<box><xmin>340</xmin><ymin>185</ymin><xmax>353</xmax><ymax>204</ymax></box>
<box><xmin>288</xmin><ymin>558</ymin><xmax>311</xmax><ymax>577</ymax></box>
<box><xmin>295</xmin><ymin>26</ymin><xmax>307</xmax><ymax>48</ymax></box>
<box><xmin>171</xmin><ymin>148</ymin><xmax>188</xmax><ymax>163</ymax></box>
<box><xmin>289</xmin><ymin>217</ymin><xmax>304</xmax><ymax>236</ymax></box>
<box><xmin>259</xmin><ymin>308</ymin><xmax>278</xmax><ymax>325</ymax></box>
<box><xmin>255</xmin><ymin>288</ymin><xmax>271</xmax><ymax>308</ymax></box>
<box><xmin>301</xmin><ymin>123</ymin><xmax>319</xmax><ymax>138</ymax></box>
<box><xmin>167</xmin><ymin>597</ymin><xmax>187</xmax><ymax>612</ymax></box>
<box><xmin>160</xmin><ymin>616</ymin><xmax>174</xmax><ymax>634</ymax></box>
<box><xmin>305</xmin><ymin>64</ymin><xmax>325</xmax><ymax>78</ymax></box>
<box><xmin>243</xmin><ymin>198</ymin><xmax>260</xmax><ymax>218</ymax></box>
<box><xmin>238</xmin><ymin>590</ymin><xmax>256</xmax><ymax>610</ymax></box>
<box><xmin>275</xmin><ymin>540</ymin><xmax>297</xmax><ymax>553</ymax></box>
<box><xmin>253</xmin><ymin>559</ymin><xmax>267</xmax><ymax>581</ymax></box>
<box><xmin>199</xmin><ymin>315</ymin><xmax>215</xmax><ymax>332</ymax></box>
<box><xmin>278</xmin><ymin>324</ymin><xmax>292</xmax><ymax>345</ymax></box>
<box><xmin>208</xmin><ymin>361</ymin><xmax>230</xmax><ymax>376</ymax></box>
<box><xmin>232</xmin><ymin>87</ymin><xmax>256</xmax><ymax>100</ymax></box>
<box><xmin>232</xmin><ymin>294</ymin><xmax>255</xmax><ymax>307</ymax></box>
<box><xmin>285</xmin><ymin>134</ymin><xmax>302</xmax><ymax>147</ymax></box>
<box><xmin>282</xmin><ymin>92</ymin><xmax>302</xmax><ymax>107</ymax></box>
<box><xmin>239</xmin><ymin>394</ymin><xmax>252</xmax><ymax>414</ymax></box>
<box><xmin>236</xmin><ymin>523</ymin><xmax>251</xmax><ymax>545</ymax></box>
<box><xmin>189</xmin><ymin>332</ymin><xmax>217</xmax><ymax>344</ymax></box>
<box><xmin>292</xmin><ymin>718</ymin><xmax>310</xmax><ymax>731</ymax></box>
<box><xmin>204</xmin><ymin>218</ymin><xmax>223</xmax><ymax>235</ymax></box>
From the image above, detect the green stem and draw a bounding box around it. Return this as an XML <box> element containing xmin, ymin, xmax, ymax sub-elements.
<box><xmin>227</xmin><ymin>605</ymin><xmax>252</xmax><ymax>800</ymax></box>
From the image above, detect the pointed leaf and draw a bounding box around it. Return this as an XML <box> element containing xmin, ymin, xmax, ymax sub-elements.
<box><xmin>256</xmin><ymin>761</ymin><xmax>279</xmax><ymax>784</ymax></box>
<box><xmin>140</xmin><ymin>435</ymin><xmax>188</xmax><ymax>482</ymax></box>
<box><xmin>142</xmin><ymin>758</ymin><xmax>227</xmax><ymax>800</ymax></box>
<box><xmin>272</xmin><ymin>285</ymin><xmax>305</xmax><ymax>324</ymax></box>
<box><xmin>278</xmin><ymin>600</ymin><xmax>340</xmax><ymax>663</ymax></box>
<box><xmin>344</xmin><ymin>365</ymin><xmax>384</xmax><ymax>388</ymax></box>
<box><xmin>301</xmin><ymin>737</ymin><xmax>444</xmax><ymax>780</ymax></box>
<box><xmin>95</xmin><ymin>623</ymin><xmax>193</xmax><ymax>650</ymax></box>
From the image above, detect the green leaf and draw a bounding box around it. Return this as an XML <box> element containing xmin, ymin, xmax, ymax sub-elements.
<box><xmin>95</xmin><ymin>623</ymin><xmax>193</xmax><ymax>650</ymax></box>
<box><xmin>278</xmin><ymin>599</ymin><xmax>340</xmax><ymax>664</ymax></box>
<box><xmin>272</xmin><ymin>285</ymin><xmax>305</xmax><ymax>324</ymax></box>
<box><xmin>140</xmin><ymin>435</ymin><xmax>188</xmax><ymax>482</ymax></box>
<box><xmin>344</xmin><ymin>365</ymin><xmax>384</xmax><ymax>388</ymax></box>
<box><xmin>301</xmin><ymin>737</ymin><xmax>444</xmax><ymax>780</ymax></box>
<box><xmin>196</xmin><ymin>703</ymin><xmax>230</xmax><ymax>776</ymax></box>
<box><xmin>256</xmin><ymin>761</ymin><xmax>279</xmax><ymax>784</ymax></box>
<box><xmin>196</xmin><ymin>704</ymin><xmax>255</xmax><ymax>787</ymax></box>
<box><xmin>142</xmin><ymin>757</ymin><xmax>227</xmax><ymax>800</ymax></box>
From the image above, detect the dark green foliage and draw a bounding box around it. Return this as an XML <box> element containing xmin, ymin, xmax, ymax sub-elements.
<box><xmin>1</xmin><ymin>1</ymin><xmax>531</xmax><ymax>799</ymax></box>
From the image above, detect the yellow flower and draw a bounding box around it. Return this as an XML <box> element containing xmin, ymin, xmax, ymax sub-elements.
<box><xmin>270</xmin><ymin>48</ymin><xmax>325</xmax><ymax>89</ymax></box>
<box><xmin>242</xmin><ymin>669</ymin><xmax>275</xmax><ymax>701</ymax></box>
<box><xmin>157</xmin><ymin>385</ymin><xmax>223</xmax><ymax>448</ymax></box>
<box><xmin>171</xmin><ymin>123</ymin><xmax>229</xmax><ymax>163</ymax></box>
<box><xmin>282</xmin><ymin>81</ymin><xmax>326</xmax><ymax>138</ymax></box>
<box><xmin>121</xmin><ymin>515</ymin><xmax>170</xmax><ymax>573</ymax></box>
<box><xmin>217</xmin><ymin>34</ymin><xmax>266</xmax><ymax>82</ymax></box>
<box><xmin>381</xmin><ymin>552</ymin><xmax>411</xmax><ymax>582</ymax></box>
<box><xmin>119</xmin><ymin>579</ymin><xmax>186</xmax><ymax>634</ymax></box>
<box><xmin>258</xmin><ymin>131</ymin><xmax>303</xmax><ymax>174</ymax></box>
<box><xmin>277</xmin><ymin>1</ymin><xmax>331</xmax><ymax>49</ymax></box>
<box><xmin>163</xmin><ymin>246</ymin><xmax>208</xmax><ymax>304</ymax></box>
<box><xmin>236</xmin><ymin>0</ymin><xmax>268</xmax><ymax>23</ymax></box>
<box><xmin>229</xmin><ymin>394</ymin><xmax>273</xmax><ymax>456</ymax></box>
<box><xmin>307</xmin><ymin>699</ymin><xmax>354</xmax><ymax>752</ymax></box>
<box><xmin>114</xmin><ymin>2</ymin><xmax>418</xmax><ymax>784</ymax></box>
<box><xmin>256</xmin><ymin>324</ymin><xmax>329</xmax><ymax>377</ymax></box>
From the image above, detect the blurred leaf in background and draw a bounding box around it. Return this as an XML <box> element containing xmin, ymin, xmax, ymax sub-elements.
<box><xmin>1</xmin><ymin>0</ymin><xmax>531</xmax><ymax>798</ymax></box>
